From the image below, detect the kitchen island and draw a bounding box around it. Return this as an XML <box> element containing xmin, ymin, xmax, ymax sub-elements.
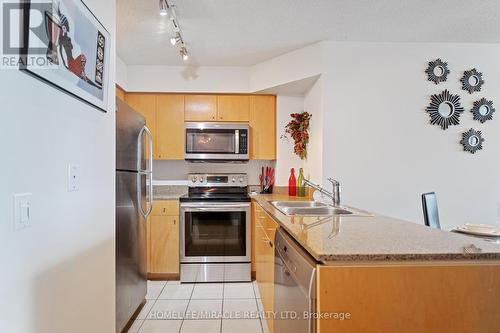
<box><xmin>251</xmin><ymin>192</ymin><xmax>500</xmax><ymax>333</ymax></box>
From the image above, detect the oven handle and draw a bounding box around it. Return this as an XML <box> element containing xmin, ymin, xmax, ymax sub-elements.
<box><xmin>181</xmin><ymin>202</ymin><xmax>250</xmax><ymax>208</ymax></box>
<box><xmin>181</xmin><ymin>205</ymin><xmax>250</xmax><ymax>212</ymax></box>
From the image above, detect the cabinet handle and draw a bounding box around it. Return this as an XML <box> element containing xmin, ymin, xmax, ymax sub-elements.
<box><xmin>269</xmin><ymin>241</ymin><xmax>273</xmax><ymax>248</ymax></box>
<box><xmin>173</xmin><ymin>219</ymin><xmax>176</xmax><ymax>225</ymax></box>
<box><xmin>163</xmin><ymin>208</ymin><xmax>166</xmax><ymax>213</ymax></box>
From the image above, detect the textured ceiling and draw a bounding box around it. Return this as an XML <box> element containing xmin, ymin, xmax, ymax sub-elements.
<box><xmin>117</xmin><ymin>0</ymin><xmax>500</xmax><ymax>66</ymax></box>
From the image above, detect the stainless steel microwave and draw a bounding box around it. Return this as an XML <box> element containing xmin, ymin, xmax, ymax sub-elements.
<box><xmin>185</xmin><ymin>122</ymin><xmax>250</xmax><ymax>162</ymax></box>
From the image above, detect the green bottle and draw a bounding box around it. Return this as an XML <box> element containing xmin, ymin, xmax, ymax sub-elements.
<box><xmin>297</xmin><ymin>168</ymin><xmax>306</xmax><ymax>197</ymax></box>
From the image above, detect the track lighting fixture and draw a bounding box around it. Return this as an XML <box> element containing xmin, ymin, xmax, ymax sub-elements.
<box><xmin>159</xmin><ymin>0</ymin><xmax>168</xmax><ymax>17</ymax></box>
<box><xmin>180</xmin><ymin>45</ymin><xmax>189</xmax><ymax>61</ymax></box>
<box><xmin>157</xmin><ymin>0</ymin><xmax>190</xmax><ymax>61</ymax></box>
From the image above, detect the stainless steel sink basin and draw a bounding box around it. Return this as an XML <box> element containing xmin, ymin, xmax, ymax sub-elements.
<box><xmin>270</xmin><ymin>201</ymin><xmax>327</xmax><ymax>208</ymax></box>
<box><xmin>280</xmin><ymin>207</ymin><xmax>353</xmax><ymax>216</ymax></box>
<box><xmin>269</xmin><ymin>200</ymin><xmax>363</xmax><ymax>216</ymax></box>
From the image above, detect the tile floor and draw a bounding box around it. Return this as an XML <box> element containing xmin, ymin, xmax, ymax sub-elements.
<box><xmin>128</xmin><ymin>280</ymin><xmax>267</xmax><ymax>333</ymax></box>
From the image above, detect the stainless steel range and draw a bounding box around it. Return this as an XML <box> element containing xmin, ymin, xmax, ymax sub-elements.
<box><xmin>180</xmin><ymin>173</ymin><xmax>251</xmax><ymax>283</ymax></box>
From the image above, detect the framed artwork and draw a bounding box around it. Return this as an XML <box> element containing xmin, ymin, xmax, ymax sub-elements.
<box><xmin>21</xmin><ymin>0</ymin><xmax>110</xmax><ymax>112</ymax></box>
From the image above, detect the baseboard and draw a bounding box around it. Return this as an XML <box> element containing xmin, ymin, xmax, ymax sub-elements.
<box><xmin>120</xmin><ymin>299</ymin><xmax>145</xmax><ymax>333</ymax></box>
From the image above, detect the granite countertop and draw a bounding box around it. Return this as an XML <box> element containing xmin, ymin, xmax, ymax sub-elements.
<box><xmin>153</xmin><ymin>185</ymin><xmax>188</xmax><ymax>200</ymax></box>
<box><xmin>252</xmin><ymin>193</ymin><xmax>500</xmax><ymax>264</ymax></box>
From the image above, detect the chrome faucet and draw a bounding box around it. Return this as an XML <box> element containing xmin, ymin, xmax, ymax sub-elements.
<box><xmin>328</xmin><ymin>178</ymin><xmax>341</xmax><ymax>207</ymax></box>
<box><xmin>301</xmin><ymin>178</ymin><xmax>342</xmax><ymax>207</ymax></box>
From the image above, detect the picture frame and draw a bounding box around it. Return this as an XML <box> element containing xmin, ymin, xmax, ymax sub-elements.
<box><xmin>20</xmin><ymin>0</ymin><xmax>110</xmax><ymax>112</ymax></box>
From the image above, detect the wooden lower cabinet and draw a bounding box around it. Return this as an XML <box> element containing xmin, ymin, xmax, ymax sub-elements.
<box><xmin>148</xmin><ymin>200</ymin><xmax>180</xmax><ymax>277</ymax></box>
<box><xmin>254</xmin><ymin>202</ymin><xmax>278</xmax><ymax>333</ymax></box>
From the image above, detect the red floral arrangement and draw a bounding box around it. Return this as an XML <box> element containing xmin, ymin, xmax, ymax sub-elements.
<box><xmin>281</xmin><ymin>111</ymin><xmax>312</xmax><ymax>160</ymax></box>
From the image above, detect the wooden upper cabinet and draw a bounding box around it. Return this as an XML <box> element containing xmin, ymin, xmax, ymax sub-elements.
<box><xmin>184</xmin><ymin>95</ymin><xmax>217</xmax><ymax>121</ymax></box>
<box><xmin>217</xmin><ymin>95</ymin><xmax>250</xmax><ymax>121</ymax></box>
<box><xmin>124</xmin><ymin>93</ymin><xmax>157</xmax><ymax>158</ymax></box>
<box><xmin>250</xmin><ymin>95</ymin><xmax>276</xmax><ymax>160</ymax></box>
<box><xmin>156</xmin><ymin>94</ymin><xmax>185</xmax><ymax>160</ymax></box>
<box><xmin>116</xmin><ymin>85</ymin><xmax>125</xmax><ymax>100</ymax></box>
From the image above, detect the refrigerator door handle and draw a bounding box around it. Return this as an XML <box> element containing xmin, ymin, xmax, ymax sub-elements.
<box><xmin>138</xmin><ymin>171</ymin><xmax>153</xmax><ymax>219</ymax></box>
<box><xmin>137</xmin><ymin>125</ymin><xmax>153</xmax><ymax>219</ymax></box>
<box><xmin>137</xmin><ymin>126</ymin><xmax>153</xmax><ymax>173</ymax></box>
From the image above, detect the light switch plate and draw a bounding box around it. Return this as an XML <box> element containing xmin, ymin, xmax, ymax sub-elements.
<box><xmin>14</xmin><ymin>193</ymin><xmax>32</xmax><ymax>230</ymax></box>
<box><xmin>68</xmin><ymin>164</ymin><xmax>80</xmax><ymax>192</ymax></box>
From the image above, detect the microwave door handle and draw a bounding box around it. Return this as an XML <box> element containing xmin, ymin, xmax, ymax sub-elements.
<box><xmin>235</xmin><ymin>129</ymin><xmax>239</xmax><ymax>154</ymax></box>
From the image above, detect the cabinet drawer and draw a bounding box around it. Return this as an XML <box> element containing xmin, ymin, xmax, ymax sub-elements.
<box><xmin>152</xmin><ymin>200</ymin><xmax>179</xmax><ymax>216</ymax></box>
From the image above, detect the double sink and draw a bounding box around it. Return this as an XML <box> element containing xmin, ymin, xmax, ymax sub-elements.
<box><xmin>270</xmin><ymin>200</ymin><xmax>364</xmax><ymax>217</ymax></box>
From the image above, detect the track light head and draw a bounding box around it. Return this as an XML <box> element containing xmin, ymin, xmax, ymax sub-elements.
<box><xmin>159</xmin><ymin>0</ymin><xmax>168</xmax><ymax>17</ymax></box>
<box><xmin>180</xmin><ymin>45</ymin><xmax>189</xmax><ymax>61</ymax></box>
<box><xmin>170</xmin><ymin>33</ymin><xmax>181</xmax><ymax>46</ymax></box>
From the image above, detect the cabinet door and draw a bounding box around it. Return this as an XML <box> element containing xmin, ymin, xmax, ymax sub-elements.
<box><xmin>250</xmin><ymin>95</ymin><xmax>276</xmax><ymax>160</ymax></box>
<box><xmin>116</xmin><ymin>85</ymin><xmax>125</xmax><ymax>100</ymax></box>
<box><xmin>217</xmin><ymin>95</ymin><xmax>250</xmax><ymax>121</ymax></box>
<box><xmin>156</xmin><ymin>94</ymin><xmax>185</xmax><ymax>159</ymax></box>
<box><xmin>184</xmin><ymin>95</ymin><xmax>217</xmax><ymax>121</ymax></box>
<box><xmin>124</xmin><ymin>93</ymin><xmax>157</xmax><ymax>158</ymax></box>
<box><xmin>150</xmin><ymin>215</ymin><xmax>180</xmax><ymax>274</ymax></box>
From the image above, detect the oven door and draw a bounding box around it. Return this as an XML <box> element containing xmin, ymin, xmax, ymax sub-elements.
<box><xmin>180</xmin><ymin>202</ymin><xmax>251</xmax><ymax>263</ymax></box>
<box><xmin>185</xmin><ymin>122</ymin><xmax>249</xmax><ymax>161</ymax></box>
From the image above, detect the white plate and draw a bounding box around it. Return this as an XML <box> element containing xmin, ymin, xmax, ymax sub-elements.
<box><xmin>464</xmin><ymin>223</ymin><xmax>497</xmax><ymax>232</ymax></box>
<box><xmin>455</xmin><ymin>225</ymin><xmax>500</xmax><ymax>237</ymax></box>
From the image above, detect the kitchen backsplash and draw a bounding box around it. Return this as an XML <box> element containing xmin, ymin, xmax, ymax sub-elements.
<box><xmin>153</xmin><ymin>160</ymin><xmax>276</xmax><ymax>185</ymax></box>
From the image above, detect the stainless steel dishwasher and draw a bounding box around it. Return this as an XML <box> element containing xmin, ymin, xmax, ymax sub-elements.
<box><xmin>274</xmin><ymin>228</ymin><xmax>317</xmax><ymax>333</ymax></box>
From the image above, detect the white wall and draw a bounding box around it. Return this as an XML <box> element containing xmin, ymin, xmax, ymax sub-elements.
<box><xmin>321</xmin><ymin>42</ymin><xmax>500</xmax><ymax>228</ymax></box>
<box><xmin>302</xmin><ymin>77</ymin><xmax>324</xmax><ymax>184</ymax></box>
<box><xmin>126</xmin><ymin>65</ymin><xmax>250</xmax><ymax>92</ymax></box>
<box><xmin>275</xmin><ymin>95</ymin><xmax>305</xmax><ymax>185</ymax></box>
<box><xmin>0</xmin><ymin>1</ymin><xmax>116</xmax><ymax>332</ymax></box>
<box><xmin>116</xmin><ymin>56</ymin><xmax>128</xmax><ymax>90</ymax></box>
<box><xmin>250</xmin><ymin>42</ymin><xmax>323</xmax><ymax>92</ymax></box>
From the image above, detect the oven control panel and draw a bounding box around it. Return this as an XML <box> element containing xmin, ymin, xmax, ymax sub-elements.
<box><xmin>188</xmin><ymin>173</ymin><xmax>248</xmax><ymax>187</ymax></box>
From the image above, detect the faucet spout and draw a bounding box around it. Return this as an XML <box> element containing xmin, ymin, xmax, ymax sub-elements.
<box><xmin>301</xmin><ymin>177</ymin><xmax>342</xmax><ymax>207</ymax></box>
<box><xmin>327</xmin><ymin>178</ymin><xmax>341</xmax><ymax>207</ymax></box>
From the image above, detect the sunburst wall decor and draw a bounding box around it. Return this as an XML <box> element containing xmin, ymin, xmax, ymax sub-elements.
<box><xmin>460</xmin><ymin>129</ymin><xmax>484</xmax><ymax>154</ymax></box>
<box><xmin>460</xmin><ymin>68</ymin><xmax>484</xmax><ymax>94</ymax></box>
<box><xmin>425</xmin><ymin>59</ymin><xmax>450</xmax><ymax>84</ymax></box>
<box><xmin>425</xmin><ymin>89</ymin><xmax>465</xmax><ymax>130</ymax></box>
<box><xmin>471</xmin><ymin>98</ymin><xmax>495</xmax><ymax>124</ymax></box>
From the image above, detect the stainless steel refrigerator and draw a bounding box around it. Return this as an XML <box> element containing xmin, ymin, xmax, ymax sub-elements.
<box><xmin>116</xmin><ymin>98</ymin><xmax>153</xmax><ymax>333</ymax></box>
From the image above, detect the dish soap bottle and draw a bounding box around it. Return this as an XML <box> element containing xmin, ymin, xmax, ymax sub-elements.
<box><xmin>297</xmin><ymin>168</ymin><xmax>306</xmax><ymax>197</ymax></box>
<box><xmin>288</xmin><ymin>168</ymin><xmax>297</xmax><ymax>196</ymax></box>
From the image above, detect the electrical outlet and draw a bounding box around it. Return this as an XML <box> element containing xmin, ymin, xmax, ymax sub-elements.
<box><xmin>68</xmin><ymin>164</ymin><xmax>80</xmax><ymax>192</ymax></box>
<box><xmin>14</xmin><ymin>193</ymin><xmax>32</xmax><ymax>230</ymax></box>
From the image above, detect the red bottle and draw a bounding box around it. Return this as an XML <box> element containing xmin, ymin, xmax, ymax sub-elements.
<box><xmin>288</xmin><ymin>168</ymin><xmax>297</xmax><ymax>196</ymax></box>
